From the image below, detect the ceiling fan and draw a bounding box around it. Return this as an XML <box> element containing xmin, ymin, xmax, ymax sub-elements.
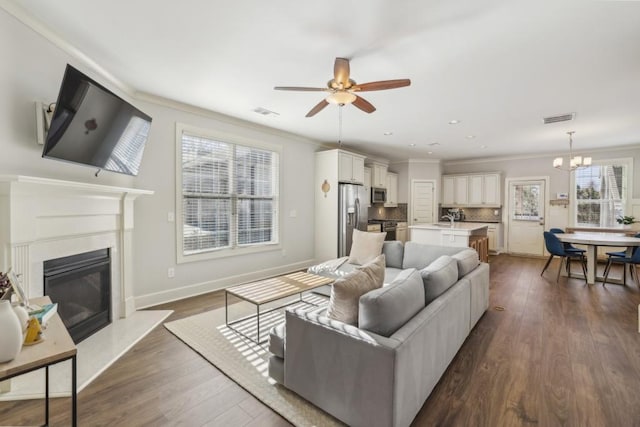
<box><xmin>274</xmin><ymin>57</ymin><xmax>411</xmax><ymax>117</ymax></box>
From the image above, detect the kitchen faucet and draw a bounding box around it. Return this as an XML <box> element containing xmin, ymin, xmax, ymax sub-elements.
<box><xmin>441</xmin><ymin>214</ymin><xmax>455</xmax><ymax>228</ymax></box>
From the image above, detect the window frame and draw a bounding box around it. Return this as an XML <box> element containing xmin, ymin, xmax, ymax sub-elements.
<box><xmin>569</xmin><ymin>157</ymin><xmax>634</xmax><ymax>227</ymax></box>
<box><xmin>175</xmin><ymin>123</ymin><xmax>282</xmax><ymax>263</ymax></box>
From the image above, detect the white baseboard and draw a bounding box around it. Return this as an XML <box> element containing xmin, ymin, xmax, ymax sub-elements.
<box><xmin>134</xmin><ymin>258</ymin><xmax>318</xmax><ymax>309</ymax></box>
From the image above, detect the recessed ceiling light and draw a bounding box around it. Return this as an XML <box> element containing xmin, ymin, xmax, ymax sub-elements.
<box><xmin>427</xmin><ymin>151</ymin><xmax>433</xmax><ymax>154</ymax></box>
<box><xmin>448</xmin><ymin>119</ymin><xmax>460</xmax><ymax>125</ymax></box>
<box><xmin>466</xmin><ymin>135</ymin><xmax>476</xmax><ymax>139</ymax></box>
<box><xmin>408</xmin><ymin>143</ymin><xmax>416</xmax><ymax>147</ymax></box>
<box><xmin>383</xmin><ymin>131</ymin><xmax>393</xmax><ymax>136</ymax></box>
<box><xmin>480</xmin><ymin>145</ymin><xmax>487</xmax><ymax>149</ymax></box>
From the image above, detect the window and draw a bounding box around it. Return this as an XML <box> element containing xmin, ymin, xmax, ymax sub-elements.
<box><xmin>572</xmin><ymin>158</ymin><xmax>632</xmax><ymax>227</ymax></box>
<box><xmin>512</xmin><ymin>182</ymin><xmax>542</xmax><ymax>220</ymax></box>
<box><xmin>177</xmin><ymin>125</ymin><xmax>280</xmax><ymax>261</ymax></box>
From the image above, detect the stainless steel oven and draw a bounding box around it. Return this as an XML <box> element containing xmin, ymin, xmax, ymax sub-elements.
<box><xmin>369</xmin><ymin>220</ymin><xmax>397</xmax><ymax>241</ymax></box>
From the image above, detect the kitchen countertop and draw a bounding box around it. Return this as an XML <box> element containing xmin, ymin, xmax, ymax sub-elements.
<box><xmin>410</xmin><ymin>222</ymin><xmax>489</xmax><ymax>236</ymax></box>
<box><xmin>457</xmin><ymin>220</ymin><xmax>501</xmax><ymax>224</ymax></box>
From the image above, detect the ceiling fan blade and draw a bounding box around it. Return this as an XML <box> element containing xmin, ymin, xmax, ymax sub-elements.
<box><xmin>352</xmin><ymin>79</ymin><xmax>411</xmax><ymax>92</ymax></box>
<box><xmin>352</xmin><ymin>95</ymin><xmax>376</xmax><ymax>114</ymax></box>
<box><xmin>333</xmin><ymin>58</ymin><xmax>351</xmax><ymax>88</ymax></box>
<box><xmin>306</xmin><ymin>99</ymin><xmax>329</xmax><ymax>117</ymax></box>
<box><xmin>274</xmin><ymin>86</ymin><xmax>328</xmax><ymax>92</ymax></box>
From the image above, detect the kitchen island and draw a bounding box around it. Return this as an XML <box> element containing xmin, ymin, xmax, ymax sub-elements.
<box><xmin>410</xmin><ymin>223</ymin><xmax>489</xmax><ymax>261</ymax></box>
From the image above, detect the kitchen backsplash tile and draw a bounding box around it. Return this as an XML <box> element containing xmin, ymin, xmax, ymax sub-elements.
<box><xmin>369</xmin><ymin>203</ymin><xmax>408</xmax><ymax>221</ymax></box>
<box><xmin>441</xmin><ymin>206</ymin><xmax>502</xmax><ymax>222</ymax></box>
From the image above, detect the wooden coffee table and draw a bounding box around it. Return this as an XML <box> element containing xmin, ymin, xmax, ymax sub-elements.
<box><xmin>225</xmin><ymin>271</ymin><xmax>333</xmax><ymax>344</ymax></box>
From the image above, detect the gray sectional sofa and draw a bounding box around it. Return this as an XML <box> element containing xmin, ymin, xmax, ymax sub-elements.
<box><xmin>268</xmin><ymin>241</ymin><xmax>490</xmax><ymax>427</ymax></box>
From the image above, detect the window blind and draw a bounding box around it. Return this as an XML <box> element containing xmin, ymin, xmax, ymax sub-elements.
<box><xmin>181</xmin><ymin>132</ymin><xmax>279</xmax><ymax>255</ymax></box>
<box><xmin>574</xmin><ymin>163</ymin><xmax>627</xmax><ymax>227</ymax></box>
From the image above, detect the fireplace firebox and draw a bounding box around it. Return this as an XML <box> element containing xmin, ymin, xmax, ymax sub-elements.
<box><xmin>44</xmin><ymin>249</ymin><xmax>111</xmax><ymax>343</ymax></box>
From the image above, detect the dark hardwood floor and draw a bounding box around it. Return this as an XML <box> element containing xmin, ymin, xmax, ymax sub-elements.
<box><xmin>1</xmin><ymin>255</ymin><xmax>639</xmax><ymax>426</ymax></box>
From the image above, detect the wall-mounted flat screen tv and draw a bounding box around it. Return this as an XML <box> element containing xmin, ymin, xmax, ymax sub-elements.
<box><xmin>42</xmin><ymin>64</ymin><xmax>152</xmax><ymax>176</ymax></box>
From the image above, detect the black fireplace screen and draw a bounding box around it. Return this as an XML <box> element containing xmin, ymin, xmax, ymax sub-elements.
<box><xmin>43</xmin><ymin>248</ymin><xmax>111</xmax><ymax>343</ymax></box>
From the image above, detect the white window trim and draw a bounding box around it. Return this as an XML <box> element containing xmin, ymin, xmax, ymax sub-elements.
<box><xmin>175</xmin><ymin>122</ymin><xmax>282</xmax><ymax>264</ymax></box>
<box><xmin>569</xmin><ymin>157</ymin><xmax>634</xmax><ymax>227</ymax></box>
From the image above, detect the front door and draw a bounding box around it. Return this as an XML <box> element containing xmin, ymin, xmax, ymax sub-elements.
<box><xmin>508</xmin><ymin>179</ymin><xmax>546</xmax><ymax>256</ymax></box>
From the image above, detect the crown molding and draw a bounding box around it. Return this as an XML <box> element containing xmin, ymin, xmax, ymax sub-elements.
<box><xmin>444</xmin><ymin>143</ymin><xmax>640</xmax><ymax>167</ymax></box>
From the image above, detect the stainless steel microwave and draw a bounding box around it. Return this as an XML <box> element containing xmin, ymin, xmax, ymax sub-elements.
<box><xmin>371</xmin><ymin>187</ymin><xmax>387</xmax><ymax>203</ymax></box>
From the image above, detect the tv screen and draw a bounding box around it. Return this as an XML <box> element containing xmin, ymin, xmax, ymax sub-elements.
<box><xmin>43</xmin><ymin>64</ymin><xmax>152</xmax><ymax>176</ymax></box>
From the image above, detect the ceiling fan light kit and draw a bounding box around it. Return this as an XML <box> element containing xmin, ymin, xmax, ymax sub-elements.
<box><xmin>274</xmin><ymin>57</ymin><xmax>410</xmax><ymax>117</ymax></box>
<box><xmin>326</xmin><ymin>91</ymin><xmax>356</xmax><ymax>105</ymax></box>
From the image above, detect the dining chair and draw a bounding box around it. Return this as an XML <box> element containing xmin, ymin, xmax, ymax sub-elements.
<box><xmin>604</xmin><ymin>232</ymin><xmax>640</xmax><ymax>258</ymax></box>
<box><xmin>541</xmin><ymin>231</ymin><xmax>588</xmax><ymax>283</ymax></box>
<box><xmin>602</xmin><ymin>238</ymin><xmax>640</xmax><ymax>286</ymax></box>
<box><xmin>549</xmin><ymin>228</ymin><xmax>587</xmax><ymax>255</ymax></box>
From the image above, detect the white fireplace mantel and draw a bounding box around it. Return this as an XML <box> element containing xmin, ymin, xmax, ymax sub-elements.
<box><xmin>0</xmin><ymin>175</ymin><xmax>153</xmax><ymax>318</ymax></box>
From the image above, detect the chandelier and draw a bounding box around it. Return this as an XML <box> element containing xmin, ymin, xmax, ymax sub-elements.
<box><xmin>553</xmin><ymin>131</ymin><xmax>592</xmax><ymax>171</ymax></box>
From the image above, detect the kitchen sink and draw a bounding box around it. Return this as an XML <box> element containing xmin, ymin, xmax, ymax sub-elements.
<box><xmin>431</xmin><ymin>223</ymin><xmax>453</xmax><ymax>228</ymax></box>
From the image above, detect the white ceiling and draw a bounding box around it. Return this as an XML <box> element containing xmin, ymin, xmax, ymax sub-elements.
<box><xmin>8</xmin><ymin>0</ymin><xmax>640</xmax><ymax>162</ymax></box>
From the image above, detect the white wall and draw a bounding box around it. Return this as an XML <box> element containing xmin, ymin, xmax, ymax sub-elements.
<box><xmin>1</xmin><ymin>8</ymin><xmax>319</xmax><ymax>308</ymax></box>
<box><xmin>390</xmin><ymin>159</ymin><xmax>441</xmax><ymax>204</ymax></box>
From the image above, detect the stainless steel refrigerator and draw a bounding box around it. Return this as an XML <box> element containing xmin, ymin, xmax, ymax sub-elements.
<box><xmin>338</xmin><ymin>183</ymin><xmax>368</xmax><ymax>257</ymax></box>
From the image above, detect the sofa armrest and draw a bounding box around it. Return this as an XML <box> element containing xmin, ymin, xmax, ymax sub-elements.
<box><xmin>284</xmin><ymin>308</ymin><xmax>400</xmax><ymax>427</ymax></box>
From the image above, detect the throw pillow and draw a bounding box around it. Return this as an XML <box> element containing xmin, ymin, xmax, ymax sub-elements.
<box><xmin>452</xmin><ymin>249</ymin><xmax>480</xmax><ymax>279</ymax></box>
<box><xmin>359</xmin><ymin>268</ymin><xmax>425</xmax><ymax>337</ymax></box>
<box><xmin>357</xmin><ymin>254</ymin><xmax>386</xmax><ymax>287</ymax></box>
<box><xmin>420</xmin><ymin>255</ymin><xmax>459</xmax><ymax>305</ymax></box>
<box><xmin>382</xmin><ymin>241</ymin><xmax>404</xmax><ymax>269</ymax></box>
<box><xmin>327</xmin><ymin>255</ymin><xmax>385</xmax><ymax>325</ymax></box>
<box><xmin>348</xmin><ymin>229</ymin><xmax>387</xmax><ymax>265</ymax></box>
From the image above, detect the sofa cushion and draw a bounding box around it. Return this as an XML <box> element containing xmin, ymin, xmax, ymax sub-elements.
<box><xmin>402</xmin><ymin>242</ymin><xmax>464</xmax><ymax>270</ymax></box>
<box><xmin>383</xmin><ymin>267</ymin><xmax>404</xmax><ymax>285</ymax></box>
<box><xmin>348</xmin><ymin>229</ymin><xmax>387</xmax><ymax>265</ymax></box>
<box><xmin>452</xmin><ymin>248</ymin><xmax>480</xmax><ymax>279</ymax></box>
<box><xmin>327</xmin><ymin>255</ymin><xmax>385</xmax><ymax>325</ymax></box>
<box><xmin>359</xmin><ymin>268</ymin><xmax>425</xmax><ymax>337</ymax></box>
<box><xmin>382</xmin><ymin>241</ymin><xmax>404</xmax><ymax>269</ymax></box>
<box><xmin>268</xmin><ymin>323</ymin><xmax>286</xmax><ymax>358</ymax></box>
<box><xmin>421</xmin><ymin>255</ymin><xmax>459</xmax><ymax>305</ymax></box>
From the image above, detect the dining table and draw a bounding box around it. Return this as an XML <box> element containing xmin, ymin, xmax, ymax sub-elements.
<box><xmin>557</xmin><ymin>232</ymin><xmax>640</xmax><ymax>285</ymax></box>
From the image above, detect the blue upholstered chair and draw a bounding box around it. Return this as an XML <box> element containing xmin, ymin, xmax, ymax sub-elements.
<box><xmin>549</xmin><ymin>228</ymin><xmax>586</xmax><ymax>256</ymax></box>
<box><xmin>602</xmin><ymin>236</ymin><xmax>640</xmax><ymax>286</ymax></box>
<box><xmin>604</xmin><ymin>232</ymin><xmax>640</xmax><ymax>259</ymax></box>
<box><xmin>542</xmin><ymin>231</ymin><xmax>588</xmax><ymax>283</ymax></box>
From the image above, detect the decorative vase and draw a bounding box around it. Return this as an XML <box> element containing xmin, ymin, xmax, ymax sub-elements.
<box><xmin>0</xmin><ymin>300</ymin><xmax>23</xmax><ymax>363</ymax></box>
<box><xmin>13</xmin><ymin>304</ymin><xmax>30</xmax><ymax>333</ymax></box>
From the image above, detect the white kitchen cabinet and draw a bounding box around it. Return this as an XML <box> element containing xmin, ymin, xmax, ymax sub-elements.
<box><xmin>338</xmin><ymin>151</ymin><xmax>365</xmax><ymax>184</ymax></box>
<box><xmin>454</xmin><ymin>176</ymin><xmax>469</xmax><ymax>205</ymax></box>
<box><xmin>442</xmin><ymin>176</ymin><xmax>455</xmax><ymax>205</ymax></box>
<box><xmin>368</xmin><ymin>163</ymin><xmax>388</xmax><ymax>188</ymax></box>
<box><xmin>384</xmin><ymin>172</ymin><xmax>398</xmax><ymax>207</ymax></box>
<box><xmin>442</xmin><ymin>172</ymin><xmax>502</xmax><ymax>207</ymax></box>
<box><xmin>468</xmin><ymin>175</ymin><xmax>483</xmax><ymax>205</ymax></box>
<box><xmin>396</xmin><ymin>222</ymin><xmax>408</xmax><ymax>243</ymax></box>
<box><xmin>487</xmin><ymin>226</ymin><xmax>496</xmax><ymax>251</ymax></box>
<box><xmin>482</xmin><ymin>174</ymin><xmax>501</xmax><ymax>205</ymax></box>
<box><xmin>363</xmin><ymin>167</ymin><xmax>372</xmax><ymax>207</ymax></box>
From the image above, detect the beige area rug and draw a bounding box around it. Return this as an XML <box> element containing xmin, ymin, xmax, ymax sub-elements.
<box><xmin>164</xmin><ymin>295</ymin><xmax>344</xmax><ymax>427</ymax></box>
